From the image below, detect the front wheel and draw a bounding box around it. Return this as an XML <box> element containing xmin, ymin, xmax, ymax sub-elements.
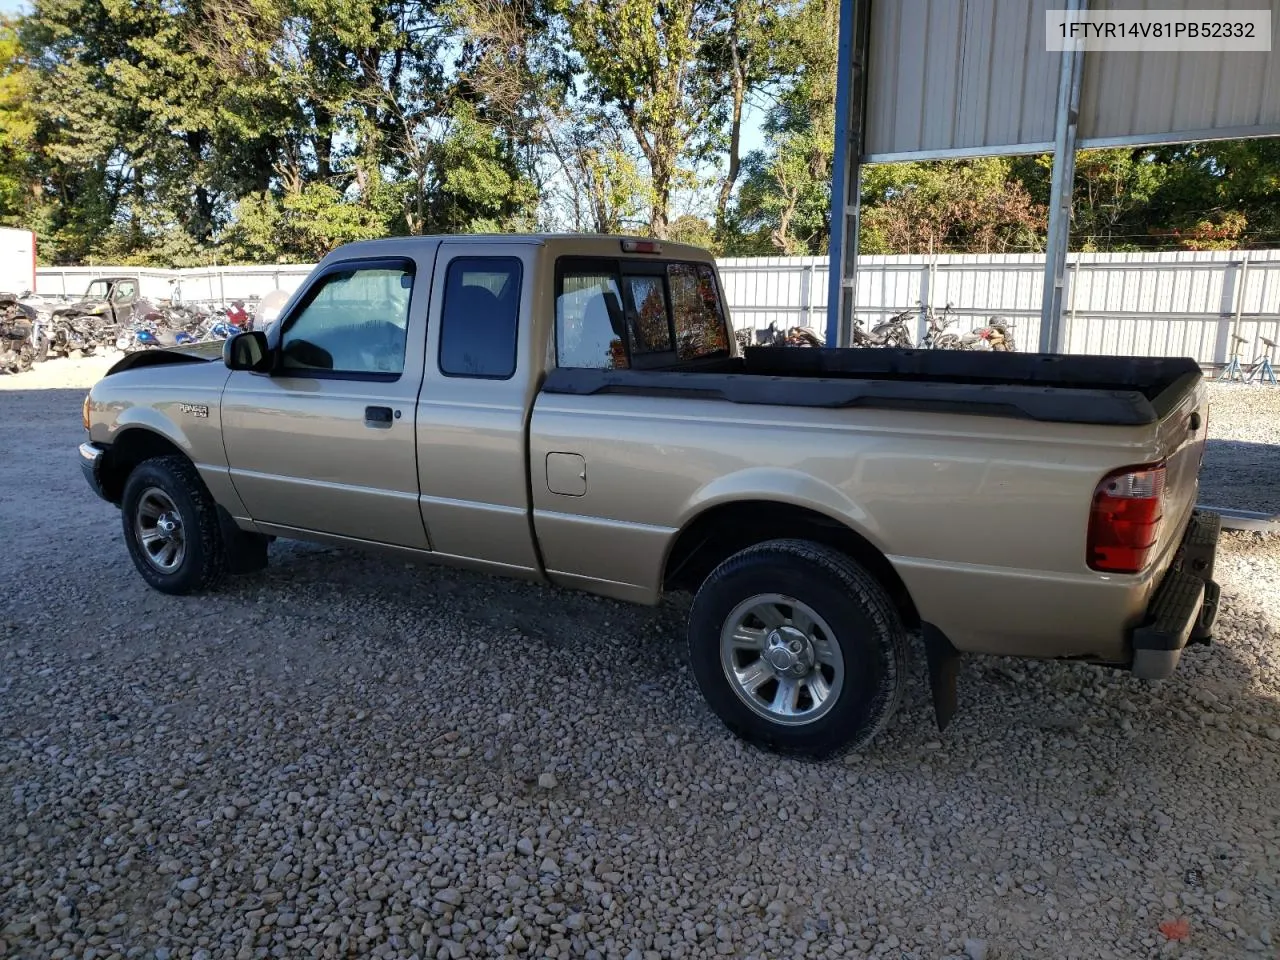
<box><xmin>687</xmin><ymin>539</ymin><xmax>908</xmax><ymax>758</ymax></box>
<box><xmin>121</xmin><ymin>455</ymin><xmax>228</xmax><ymax>595</ymax></box>
<box><xmin>934</xmin><ymin>333</ymin><xmax>962</xmax><ymax>350</ymax></box>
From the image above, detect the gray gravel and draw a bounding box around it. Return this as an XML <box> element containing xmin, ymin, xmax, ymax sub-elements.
<box><xmin>2</xmin><ymin>359</ymin><xmax>1280</xmax><ymax>960</ymax></box>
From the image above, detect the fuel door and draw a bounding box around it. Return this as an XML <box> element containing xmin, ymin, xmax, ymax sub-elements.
<box><xmin>546</xmin><ymin>452</ymin><xmax>587</xmax><ymax>497</ymax></box>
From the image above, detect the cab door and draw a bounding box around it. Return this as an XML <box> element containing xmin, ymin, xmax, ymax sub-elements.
<box><xmin>414</xmin><ymin>241</ymin><xmax>541</xmax><ymax>572</ymax></box>
<box><xmin>220</xmin><ymin>254</ymin><xmax>432</xmax><ymax>549</ymax></box>
<box><xmin>110</xmin><ymin>279</ymin><xmax>138</xmax><ymax>326</ymax></box>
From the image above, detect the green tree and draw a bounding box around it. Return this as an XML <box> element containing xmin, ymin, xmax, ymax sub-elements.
<box><xmin>555</xmin><ymin>0</ymin><xmax>720</xmax><ymax>237</ymax></box>
<box><xmin>859</xmin><ymin>158</ymin><xmax>1047</xmax><ymax>255</ymax></box>
<box><xmin>726</xmin><ymin>0</ymin><xmax>837</xmax><ymax>255</ymax></box>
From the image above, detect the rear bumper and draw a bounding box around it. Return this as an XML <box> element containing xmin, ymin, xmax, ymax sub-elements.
<box><xmin>1129</xmin><ymin>509</ymin><xmax>1221</xmax><ymax>680</ymax></box>
<box><xmin>79</xmin><ymin>441</ymin><xmax>110</xmax><ymax>502</ymax></box>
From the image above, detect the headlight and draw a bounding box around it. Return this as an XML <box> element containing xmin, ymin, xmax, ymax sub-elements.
<box><xmin>82</xmin><ymin>393</ymin><xmax>91</xmax><ymax>431</ymax></box>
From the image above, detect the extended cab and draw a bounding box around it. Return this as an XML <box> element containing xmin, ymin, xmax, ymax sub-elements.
<box><xmin>78</xmin><ymin>235</ymin><xmax>1220</xmax><ymax>757</ymax></box>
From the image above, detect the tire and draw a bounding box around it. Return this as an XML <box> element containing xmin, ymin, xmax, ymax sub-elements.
<box><xmin>687</xmin><ymin>539</ymin><xmax>908</xmax><ymax>759</ymax></box>
<box><xmin>120</xmin><ymin>455</ymin><xmax>227</xmax><ymax>595</ymax></box>
<box><xmin>934</xmin><ymin>333</ymin><xmax>961</xmax><ymax>350</ymax></box>
<box><xmin>34</xmin><ymin>335</ymin><xmax>49</xmax><ymax>362</ymax></box>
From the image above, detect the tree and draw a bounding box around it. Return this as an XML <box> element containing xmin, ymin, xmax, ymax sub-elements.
<box><xmin>697</xmin><ymin>0</ymin><xmax>777</xmax><ymax>235</ymax></box>
<box><xmin>859</xmin><ymin>158</ymin><xmax>1047</xmax><ymax>255</ymax></box>
<box><xmin>724</xmin><ymin>0</ymin><xmax>837</xmax><ymax>255</ymax></box>
<box><xmin>555</xmin><ymin>0</ymin><xmax>720</xmax><ymax>237</ymax></box>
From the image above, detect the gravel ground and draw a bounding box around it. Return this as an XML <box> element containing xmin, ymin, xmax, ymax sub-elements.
<box><xmin>2</xmin><ymin>359</ymin><xmax>1280</xmax><ymax>960</ymax></box>
<box><xmin>1199</xmin><ymin>383</ymin><xmax>1280</xmax><ymax>516</ymax></box>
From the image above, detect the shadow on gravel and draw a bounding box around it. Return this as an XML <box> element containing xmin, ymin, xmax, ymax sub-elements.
<box><xmin>244</xmin><ymin>537</ymin><xmax>1280</xmax><ymax>761</ymax></box>
<box><xmin>1201</xmin><ymin>438</ymin><xmax>1280</xmax><ymax>514</ymax></box>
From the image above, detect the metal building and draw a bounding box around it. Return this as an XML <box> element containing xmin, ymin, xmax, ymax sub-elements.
<box><xmin>827</xmin><ymin>0</ymin><xmax>1280</xmax><ymax>350</ymax></box>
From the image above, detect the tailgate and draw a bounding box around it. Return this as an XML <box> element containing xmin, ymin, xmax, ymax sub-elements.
<box><xmin>1153</xmin><ymin>376</ymin><xmax>1209</xmax><ymax>561</ymax></box>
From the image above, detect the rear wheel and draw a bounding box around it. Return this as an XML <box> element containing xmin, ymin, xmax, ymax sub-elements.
<box><xmin>121</xmin><ymin>455</ymin><xmax>227</xmax><ymax>595</ymax></box>
<box><xmin>687</xmin><ymin>539</ymin><xmax>908</xmax><ymax>758</ymax></box>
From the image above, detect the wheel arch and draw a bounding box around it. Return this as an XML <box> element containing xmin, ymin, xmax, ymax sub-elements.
<box><xmin>100</xmin><ymin>427</ymin><xmax>189</xmax><ymax>504</ymax></box>
<box><xmin>662</xmin><ymin>498</ymin><xmax>921</xmax><ymax>630</ymax></box>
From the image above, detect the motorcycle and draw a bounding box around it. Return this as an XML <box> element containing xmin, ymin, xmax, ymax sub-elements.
<box><xmin>49</xmin><ymin>313</ymin><xmax>103</xmax><ymax>357</ymax></box>
<box><xmin>919</xmin><ymin>303</ymin><xmax>964</xmax><ymax>350</ymax></box>
<box><xmin>0</xmin><ymin>298</ymin><xmax>37</xmax><ymax>373</ymax></box>
<box><xmin>197</xmin><ymin>310</ymin><xmax>242</xmax><ymax>342</ymax></box>
<box><xmin>739</xmin><ymin>321</ymin><xmax>825</xmax><ymax>349</ymax></box>
<box><xmin>853</xmin><ymin>309</ymin><xmax>914</xmax><ymax>348</ymax></box>
<box><xmin>117</xmin><ymin>310</ymin><xmax>200</xmax><ymax>352</ymax></box>
<box><xmin>957</xmin><ymin>318</ymin><xmax>1017</xmax><ymax>352</ymax></box>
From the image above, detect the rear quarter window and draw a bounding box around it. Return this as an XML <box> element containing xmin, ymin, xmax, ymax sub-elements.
<box><xmin>555</xmin><ymin>258</ymin><xmax>730</xmax><ymax>369</ymax></box>
<box><xmin>669</xmin><ymin>263</ymin><xmax>730</xmax><ymax>359</ymax></box>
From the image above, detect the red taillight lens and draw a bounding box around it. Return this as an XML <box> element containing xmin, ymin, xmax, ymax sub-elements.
<box><xmin>1087</xmin><ymin>463</ymin><xmax>1167</xmax><ymax>574</ymax></box>
<box><xmin>620</xmin><ymin>239</ymin><xmax>662</xmax><ymax>254</ymax></box>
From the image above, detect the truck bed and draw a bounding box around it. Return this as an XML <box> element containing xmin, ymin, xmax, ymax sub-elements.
<box><xmin>540</xmin><ymin>347</ymin><xmax>1202</xmax><ymax>426</ymax></box>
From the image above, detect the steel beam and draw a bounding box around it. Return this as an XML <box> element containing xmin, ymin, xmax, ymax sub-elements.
<box><xmin>826</xmin><ymin>0</ymin><xmax>871</xmax><ymax>348</ymax></box>
<box><xmin>1038</xmin><ymin>0</ymin><xmax>1087</xmax><ymax>354</ymax></box>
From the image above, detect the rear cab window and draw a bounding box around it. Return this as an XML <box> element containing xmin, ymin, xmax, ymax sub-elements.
<box><xmin>555</xmin><ymin>257</ymin><xmax>730</xmax><ymax>370</ymax></box>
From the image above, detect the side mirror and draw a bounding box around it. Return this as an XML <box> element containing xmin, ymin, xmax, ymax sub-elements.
<box><xmin>223</xmin><ymin>330</ymin><xmax>271</xmax><ymax>372</ymax></box>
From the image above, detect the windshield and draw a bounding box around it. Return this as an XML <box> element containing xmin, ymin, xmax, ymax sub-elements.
<box><xmin>83</xmin><ymin>280</ymin><xmax>110</xmax><ymax>299</ymax></box>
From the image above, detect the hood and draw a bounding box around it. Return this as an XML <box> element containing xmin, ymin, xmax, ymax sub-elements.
<box><xmin>106</xmin><ymin>339</ymin><xmax>225</xmax><ymax>376</ymax></box>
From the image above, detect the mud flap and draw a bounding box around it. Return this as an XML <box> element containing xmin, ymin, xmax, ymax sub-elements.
<box><xmin>216</xmin><ymin>506</ymin><xmax>270</xmax><ymax>575</ymax></box>
<box><xmin>921</xmin><ymin>623</ymin><xmax>961</xmax><ymax>732</ymax></box>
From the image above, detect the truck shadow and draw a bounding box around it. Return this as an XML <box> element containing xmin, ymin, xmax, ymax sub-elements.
<box><xmin>1200</xmin><ymin>438</ymin><xmax>1280</xmax><ymax>514</ymax></box>
<box><xmin>243</xmin><ymin>533</ymin><xmax>1280</xmax><ymax>771</ymax></box>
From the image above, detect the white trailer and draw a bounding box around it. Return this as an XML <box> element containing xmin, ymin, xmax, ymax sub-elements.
<box><xmin>0</xmin><ymin>227</ymin><xmax>36</xmax><ymax>295</ymax></box>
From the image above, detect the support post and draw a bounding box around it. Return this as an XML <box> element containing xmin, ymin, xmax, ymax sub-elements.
<box><xmin>801</xmin><ymin>263</ymin><xmax>814</xmax><ymax>329</ymax></box>
<box><xmin>1038</xmin><ymin>0</ymin><xmax>1087</xmax><ymax>354</ymax></box>
<box><xmin>826</xmin><ymin>0</ymin><xmax>871</xmax><ymax>348</ymax></box>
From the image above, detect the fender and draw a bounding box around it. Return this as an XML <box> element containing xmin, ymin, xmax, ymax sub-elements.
<box><xmin>108</xmin><ymin>406</ymin><xmax>194</xmax><ymax>456</ymax></box>
<box><xmin>675</xmin><ymin>465</ymin><xmax>888</xmax><ymax>552</ymax></box>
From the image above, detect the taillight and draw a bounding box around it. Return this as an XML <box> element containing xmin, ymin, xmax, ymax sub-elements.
<box><xmin>1087</xmin><ymin>463</ymin><xmax>1167</xmax><ymax>574</ymax></box>
<box><xmin>82</xmin><ymin>393</ymin><xmax>91</xmax><ymax>431</ymax></box>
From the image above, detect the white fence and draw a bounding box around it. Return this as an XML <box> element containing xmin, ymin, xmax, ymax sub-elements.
<box><xmin>37</xmin><ymin>249</ymin><xmax>1280</xmax><ymax>365</ymax></box>
<box><xmin>717</xmin><ymin>249</ymin><xmax>1280</xmax><ymax>365</ymax></box>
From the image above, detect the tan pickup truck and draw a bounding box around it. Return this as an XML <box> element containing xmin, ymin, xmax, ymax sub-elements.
<box><xmin>79</xmin><ymin>234</ymin><xmax>1221</xmax><ymax>757</ymax></box>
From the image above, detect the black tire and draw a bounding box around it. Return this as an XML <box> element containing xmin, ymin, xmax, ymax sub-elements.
<box><xmin>687</xmin><ymin>539</ymin><xmax>908</xmax><ymax>759</ymax></box>
<box><xmin>120</xmin><ymin>455</ymin><xmax>227</xmax><ymax>595</ymax></box>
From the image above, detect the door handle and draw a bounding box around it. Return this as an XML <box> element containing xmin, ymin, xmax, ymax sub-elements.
<box><xmin>365</xmin><ymin>405</ymin><xmax>394</xmax><ymax>426</ymax></box>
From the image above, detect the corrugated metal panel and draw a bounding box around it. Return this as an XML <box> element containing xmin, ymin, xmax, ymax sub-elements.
<box><xmin>864</xmin><ymin>0</ymin><xmax>1062</xmax><ymax>159</ymax></box>
<box><xmin>859</xmin><ymin>0</ymin><xmax>1279</xmax><ymax>158</ymax></box>
<box><xmin>710</xmin><ymin>250</ymin><xmax>1280</xmax><ymax>363</ymax></box>
<box><xmin>1079</xmin><ymin>0</ymin><xmax>1280</xmax><ymax>145</ymax></box>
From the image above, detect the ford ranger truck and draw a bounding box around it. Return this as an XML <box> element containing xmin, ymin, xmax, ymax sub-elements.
<box><xmin>77</xmin><ymin>235</ymin><xmax>1221</xmax><ymax>758</ymax></box>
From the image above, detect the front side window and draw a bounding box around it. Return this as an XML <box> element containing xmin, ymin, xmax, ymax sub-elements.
<box><xmin>113</xmin><ymin>280</ymin><xmax>136</xmax><ymax>301</ymax></box>
<box><xmin>438</xmin><ymin>257</ymin><xmax>522</xmax><ymax>379</ymax></box>
<box><xmin>279</xmin><ymin>263</ymin><xmax>413</xmax><ymax>377</ymax></box>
